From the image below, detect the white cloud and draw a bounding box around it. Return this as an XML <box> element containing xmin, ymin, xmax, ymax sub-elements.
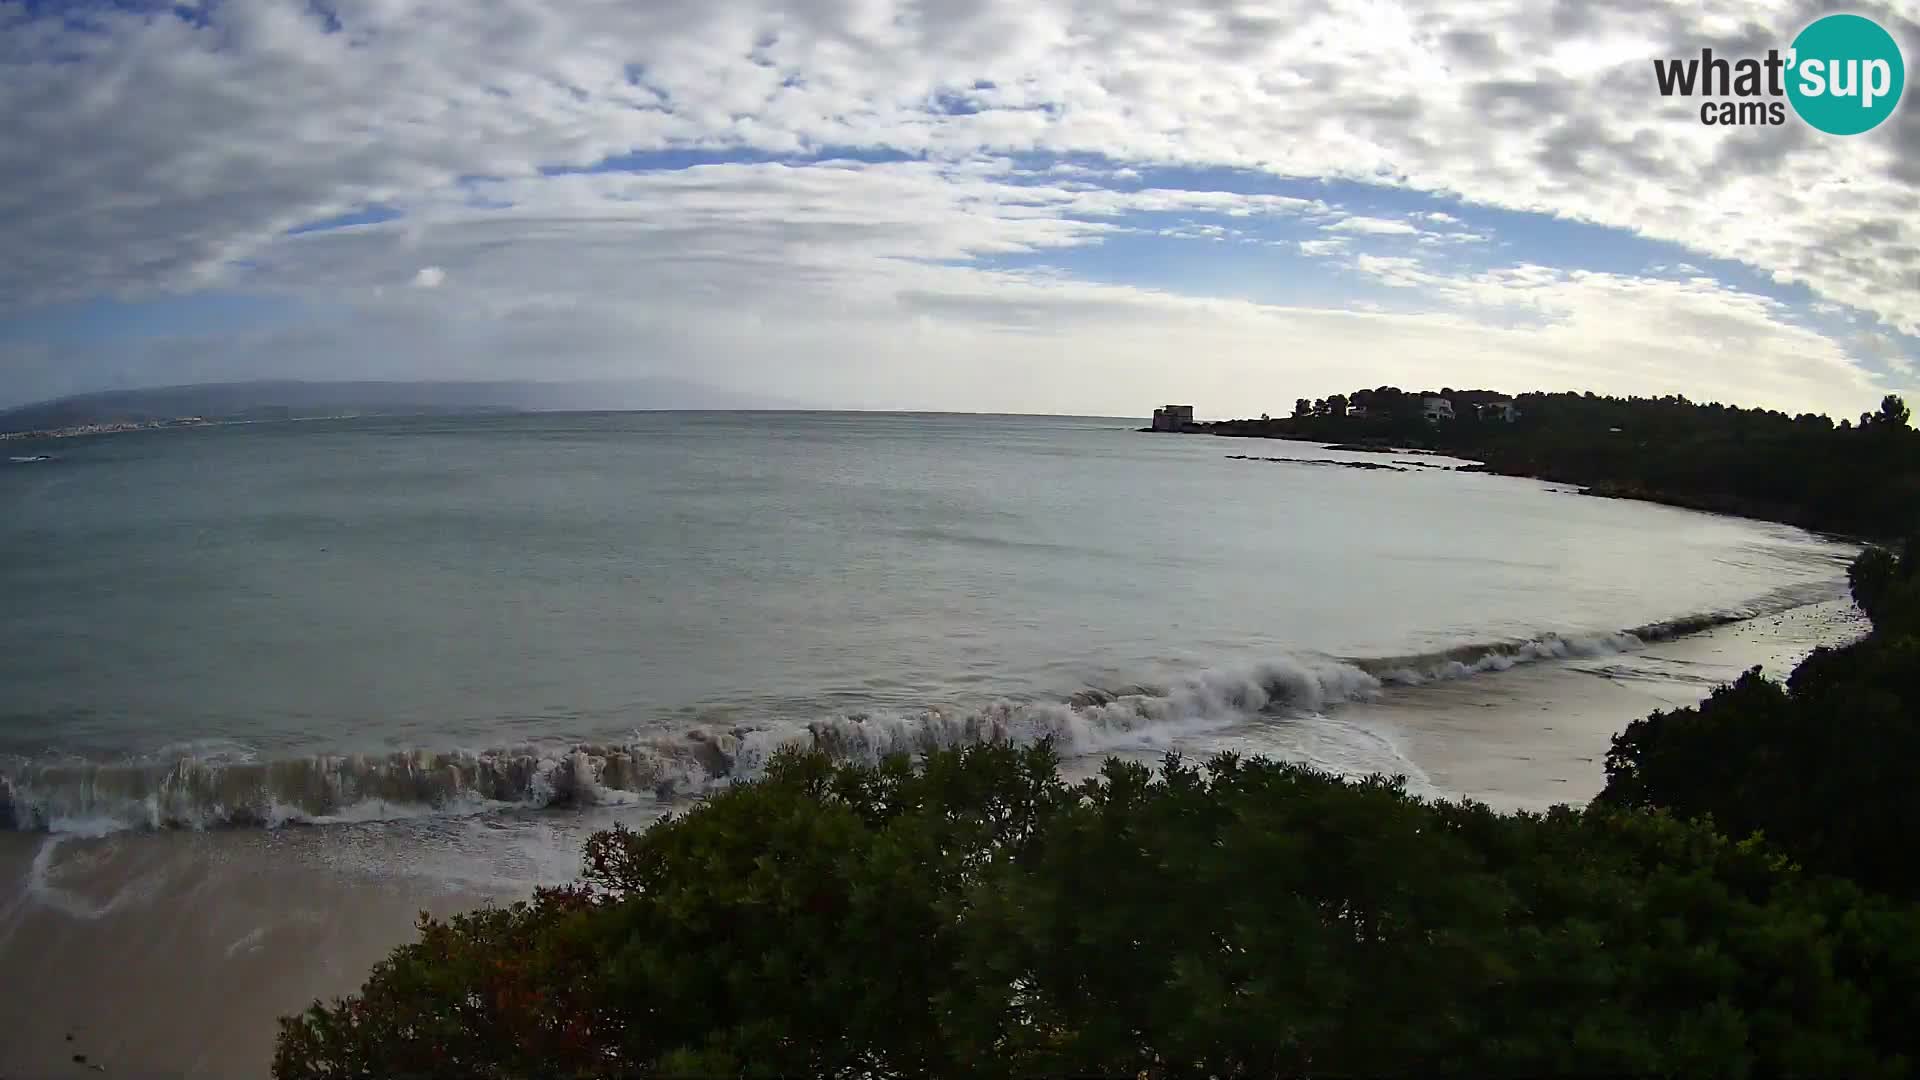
<box><xmin>3</xmin><ymin>0</ymin><xmax>1916</xmax><ymax>326</ymax></box>
<box><xmin>1</xmin><ymin>0</ymin><xmax>1916</xmax><ymax>412</ymax></box>
<box><xmin>411</xmin><ymin>266</ymin><xmax>446</xmax><ymax>288</ymax></box>
<box><xmin>63</xmin><ymin>233</ymin><xmax>1877</xmax><ymax>420</ymax></box>
<box><xmin>1325</xmin><ymin>216</ymin><xmax>1423</xmax><ymax>236</ymax></box>
<box><xmin>42</xmin><ymin>157</ymin><xmax>1853</xmax><ymax>419</ymax></box>
<box><xmin>1299</xmin><ymin>239</ymin><xmax>1348</xmax><ymax>256</ymax></box>
<box><xmin>1353</xmin><ymin>254</ymin><xmax>1432</xmax><ymax>287</ymax></box>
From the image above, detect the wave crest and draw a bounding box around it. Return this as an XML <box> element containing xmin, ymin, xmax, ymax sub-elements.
<box><xmin>0</xmin><ymin>587</ymin><xmax>1844</xmax><ymax>834</ymax></box>
<box><xmin>1</xmin><ymin>655</ymin><xmax>1382</xmax><ymax>833</ymax></box>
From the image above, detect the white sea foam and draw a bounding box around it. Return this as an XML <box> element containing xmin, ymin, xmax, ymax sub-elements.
<box><xmin>21</xmin><ymin>836</ymin><xmax>166</xmax><ymax>920</ymax></box>
<box><xmin>0</xmin><ymin>587</ymin><xmax>1845</xmax><ymax>835</ymax></box>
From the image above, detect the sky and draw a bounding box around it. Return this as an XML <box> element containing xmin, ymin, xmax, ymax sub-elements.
<box><xmin>1</xmin><ymin>0</ymin><xmax>1917</xmax><ymax>419</ymax></box>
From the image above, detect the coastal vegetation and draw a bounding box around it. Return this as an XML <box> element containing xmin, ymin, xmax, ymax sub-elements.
<box><xmin>276</xmin><ymin>540</ymin><xmax>1920</xmax><ymax>1079</ymax></box>
<box><xmin>1200</xmin><ymin>388</ymin><xmax>1919</xmax><ymax>539</ymax></box>
<box><xmin>1598</xmin><ymin>537</ymin><xmax>1920</xmax><ymax>899</ymax></box>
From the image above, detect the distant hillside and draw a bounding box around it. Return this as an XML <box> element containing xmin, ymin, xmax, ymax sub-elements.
<box><xmin>0</xmin><ymin>379</ymin><xmax>807</xmax><ymax>433</ymax></box>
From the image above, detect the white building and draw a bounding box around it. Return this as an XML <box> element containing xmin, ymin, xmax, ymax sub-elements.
<box><xmin>1474</xmin><ymin>399</ymin><xmax>1518</xmax><ymax>422</ymax></box>
<box><xmin>1421</xmin><ymin>396</ymin><xmax>1454</xmax><ymax>422</ymax></box>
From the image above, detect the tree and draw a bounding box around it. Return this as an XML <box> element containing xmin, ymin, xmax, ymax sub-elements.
<box><xmin>1599</xmin><ymin>541</ymin><xmax>1920</xmax><ymax>895</ymax></box>
<box><xmin>1325</xmin><ymin>392</ymin><xmax>1349</xmax><ymax>416</ymax></box>
<box><xmin>1196</xmin><ymin>385</ymin><xmax>1920</xmax><ymax>537</ymax></box>
<box><xmin>280</xmin><ymin>732</ymin><xmax>1920</xmax><ymax>1079</ymax></box>
<box><xmin>1293</xmin><ymin>397</ymin><xmax>1312</xmax><ymax>418</ymax></box>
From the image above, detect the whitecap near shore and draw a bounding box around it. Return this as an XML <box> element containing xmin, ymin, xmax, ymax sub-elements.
<box><xmin>0</xmin><ymin>580</ymin><xmax>1846</xmax><ymax>834</ymax></box>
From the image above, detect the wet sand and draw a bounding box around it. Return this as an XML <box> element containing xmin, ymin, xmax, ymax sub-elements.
<box><xmin>1353</xmin><ymin>598</ymin><xmax>1868</xmax><ymax>810</ymax></box>
<box><xmin>0</xmin><ymin>831</ymin><xmax>481</xmax><ymax>1078</ymax></box>
<box><xmin>0</xmin><ymin>807</ymin><xmax>665</xmax><ymax>1078</ymax></box>
<box><xmin>0</xmin><ymin>599</ymin><xmax>1867</xmax><ymax>1078</ymax></box>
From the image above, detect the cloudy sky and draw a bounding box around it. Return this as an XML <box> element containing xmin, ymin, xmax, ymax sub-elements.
<box><xmin>2</xmin><ymin>0</ymin><xmax>1916</xmax><ymax>418</ymax></box>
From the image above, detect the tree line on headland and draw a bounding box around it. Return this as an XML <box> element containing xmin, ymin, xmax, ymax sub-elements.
<box><xmin>275</xmin><ymin>538</ymin><xmax>1920</xmax><ymax>1078</ymax></box>
<box><xmin>1192</xmin><ymin>387</ymin><xmax>1919</xmax><ymax>539</ymax></box>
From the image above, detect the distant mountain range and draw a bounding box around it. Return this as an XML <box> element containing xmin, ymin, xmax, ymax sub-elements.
<box><xmin>0</xmin><ymin>379</ymin><xmax>809</xmax><ymax>434</ymax></box>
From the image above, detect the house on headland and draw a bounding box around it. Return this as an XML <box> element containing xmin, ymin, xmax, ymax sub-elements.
<box><xmin>1151</xmin><ymin>404</ymin><xmax>1196</xmax><ymax>431</ymax></box>
<box><xmin>1474</xmin><ymin>398</ymin><xmax>1519</xmax><ymax>422</ymax></box>
<box><xmin>1420</xmin><ymin>396</ymin><xmax>1454</xmax><ymax>422</ymax></box>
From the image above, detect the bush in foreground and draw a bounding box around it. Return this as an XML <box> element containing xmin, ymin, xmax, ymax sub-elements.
<box><xmin>276</xmin><ymin>742</ymin><xmax>1920</xmax><ymax>1079</ymax></box>
<box><xmin>1600</xmin><ymin>537</ymin><xmax>1920</xmax><ymax>898</ymax></box>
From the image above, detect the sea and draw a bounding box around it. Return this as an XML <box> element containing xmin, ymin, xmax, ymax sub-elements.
<box><xmin>0</xmin><ymin>411</ymin><xmax>1866</xmax><ymax>1074</ymax></box>
<box><xmin>0</xmin><ymin>410</ymin><xmax>1858</xmax><ymax>831</ymax></box>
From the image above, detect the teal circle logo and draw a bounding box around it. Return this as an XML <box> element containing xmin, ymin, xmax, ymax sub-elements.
<box><xmin>1787</xmin><ymin>14</ymin><xmax>1905</xmax><ymax>135</ymax></box>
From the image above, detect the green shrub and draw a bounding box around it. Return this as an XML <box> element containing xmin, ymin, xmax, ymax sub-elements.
<box><xmin>276</xmin><ymin>742</ymin><xmax>1920</xmax><ymax>1079</ymax></box>
<box><xmin>1600</xmin><ymin>540</ymin><xmax>1920</xmax><ymax>898</ymax></box>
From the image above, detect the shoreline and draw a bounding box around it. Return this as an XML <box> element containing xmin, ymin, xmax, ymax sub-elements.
<box><xmin>1152</xmin><ymin>426</ymin><xmax>1880</xmax><ymax>545</ymax></box>
<box><xmin>0</xmin><ymin>593</ymin><xmax>1868</xmax><ymax>1078</ymax></box>
<box><xmin>1349</xmin><ymin>597</ymin><xmax>1867</xmax><ymax>810</ymax></box>
<box><xmin>0</xmin><ymin>577</ymin><xmax>1853</xmax><ymax>836</ymax></box>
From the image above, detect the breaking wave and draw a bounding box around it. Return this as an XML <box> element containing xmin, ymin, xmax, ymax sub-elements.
<box><xmin>0</xmin><ymin>585</ymin><xmax>1846</xmax><ymax>834</ymax></box>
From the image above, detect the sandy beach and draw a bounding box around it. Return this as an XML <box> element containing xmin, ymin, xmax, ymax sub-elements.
<box><xmin>1360</xmin><ymin>598</ymin><xmax>1869</xmax><ymax>811</ymax></box>
<box><xmin>0</xmin><ymin>830</ymin><xmax>496</xmax><ymax>1078</ymax></box>
<box><xmin>0</xmin><ymin>803</ymin><xmax>674</xmax><ymax>1077</ymax></box>
<box><xmin>0</xmin><ymin>598</ymin><xmax>1868</xmax><ymax>1078</ymax></box>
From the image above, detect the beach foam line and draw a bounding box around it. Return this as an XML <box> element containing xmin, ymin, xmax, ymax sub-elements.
<box><xmin>0</xmin><ymin>657</ymin><xmax>1368</xmax><ymax>834</ymax></box>
<box><xmin>0</xmin><ymin>581</ymin><xmax>1848</xmax><ymax>834</ymax></box>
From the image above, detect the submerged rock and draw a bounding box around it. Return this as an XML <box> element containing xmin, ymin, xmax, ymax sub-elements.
<box><xmin>1225</xmin><ymin>455</ymin><xmax>1407</xmax><ymax>472</ymax></box>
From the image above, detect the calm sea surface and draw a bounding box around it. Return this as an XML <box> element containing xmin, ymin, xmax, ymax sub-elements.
<box><xmin>0</xmin><ymin>412</ymin><xmax>1855</xmax><ymax>830</ymax></box>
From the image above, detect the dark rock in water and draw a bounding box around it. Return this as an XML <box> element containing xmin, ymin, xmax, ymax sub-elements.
<box><xmin>1226</xmin><ymin>454</ymin><xmax>1406</xmax><ymax>472</ymax></box>
<box><xmin>1068</xmin><ymin>688</ymin><xmax>1115</xmax><ymax>709</ymax></box>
